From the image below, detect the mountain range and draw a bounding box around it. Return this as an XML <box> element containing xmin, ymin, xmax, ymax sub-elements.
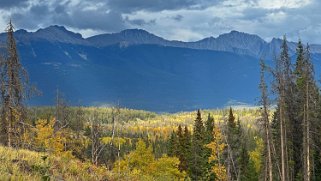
<box><xmin>1</xmin><ymin>25</ymin><xmax>321</xmax><ymax>112</ymax></box>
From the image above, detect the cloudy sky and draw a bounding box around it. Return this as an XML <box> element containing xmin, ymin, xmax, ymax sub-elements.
<box><xmin>0</xmin><ymin>0</ymin><xmax>320</xmax><ymax>43</ymax></box>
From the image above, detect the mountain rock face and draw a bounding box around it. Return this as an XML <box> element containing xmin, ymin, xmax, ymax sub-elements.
<box><xmin>87</xmin><ymin>28</ymin><xmax>321</xmax><ymax>58</ymax></box>
<box><xmin>1</xmin><ymin>26</ymin><xmax>321</xmax><ymax>112</ymax></box>
<box><xmin>87</xmin><ymin>29</ymin><xmax>168</xmax><ymax>47</ymax></box>
<box><xmin>189</xmin><ymin>31</ymin><xmax>267</xmax><ymax>57</ymax></box>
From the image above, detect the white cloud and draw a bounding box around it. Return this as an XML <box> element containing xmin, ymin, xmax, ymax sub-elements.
<box><xmin>256</xmin><ymin>0</ymin><xmax>311</xmax><ymax>9</ymax></box>
<box><xmin>69</xmin><ymin>28</ymin><xmax>104</xmax><ymax>38</ymax></box>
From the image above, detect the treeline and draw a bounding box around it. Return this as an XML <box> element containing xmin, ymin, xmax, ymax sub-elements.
<box><xmin>168</xmin><ymin>108</ymin><xmax>259</xmax><ymax>180</ymax></box>
<box><xmin>166</xmin><ymin>36</ymin><xmax>321</xmax><ymax>181</ymax></box>
<box><xmin>259</xmin><ymin>37</ymin><xmax>321</xmax><ymax>181</ymax></box>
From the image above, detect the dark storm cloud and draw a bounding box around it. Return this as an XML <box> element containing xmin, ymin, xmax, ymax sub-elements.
<box><xmin>58</xmin><ymin>9</ymin><xmax>126</xmax><ymax>32</ymax></box>
<box><xmin>3</xmin><ymin>0</ymin><xmax>321</xmax><ymax>43</ymax></box>
<box><xmin>126</xmin><ymin>18</ymin><xmax>156</xmax><ymax>26</ymax></box>
<box><xmin>30</xmin><ymin>4</ymin><xmax>50</xmax><ymax>15</ymax></box>
<box><xmin>11</xmin><ymin>3</ymin><xmax>51</xmax><ymax>29</ymax></box>
<box><xmin>172</xmin><ymin>15</ymin><xmax>183</xmax><ymax>22</ymax></box>
<box><xmin>0</xmin><ymin>0</ymin><xmax>29</xmax><ymax>9</ymax></box>
<box><xmin>9</xmin><ymin>0</ymin><xmax>126</xmax><ymax>32</ymax></box>
<box><xmin>54</xmin><ymin>4</ymin><xmax>66</xmax><ymax>14</ymax></box>
<box><xmin>107</xmin><ymin>0</ymin><xmax>219</xmax><ymax>12</ymax></box>
<box><xmin>2</xmin><ymin>0</ymin><xmax>220</xmax><ymax>36</ymax></box>
<box><xmin>240</xmin><ymin>7</ymin><xmax>272</xmax><ymax>21</ymax></box>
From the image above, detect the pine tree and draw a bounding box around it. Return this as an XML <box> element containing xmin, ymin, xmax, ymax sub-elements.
<box><xmin>168</xmin><ymin>131</ymin><xmax>178</xmax><ymax>157</ymax></box>
<box><xmin>273</xmin><ymin>35</ymin><xmax>292</xmax><ymax>181</ymax></box>
<box><xmin>183</xmin><ymin>126</ymin><xmax>192</xmax><ymax>174</ymax></box>
<box><xmin>294</xmin><ymin>43</ymin><xmax>319</xmax><ymax>181</ymax></box>
<box><xmin>205</xmin><ymin>113</ymin><xmax>215</xmax><ymax>143</ymax></box>
<box><xmin>292</xmin><ymin>39</ymin><xmax>305</xmax><ymax>180</ymax></box>
<box><xmin>225</xmin><ymin>107</ymin><xmax>239</xmax><ymax>180</ymax></box>
<box><xmin>190</xmin><ymin>109</ymin><xmax>208</xmax><ymax>180</ymax></box>
<box><xmin>228</xmin><ymin>107</ymin><xmax>236</xmax><ymax>130</ymax></box>
<box><xmin>177</xmin><ymin>125</ymin><xmax>188</xmax><ymax>172</ymax></box>
<box><xmin>239</xmin><ymin>141</ymin><xmax>250</xmax><ymax>180</ymax></box>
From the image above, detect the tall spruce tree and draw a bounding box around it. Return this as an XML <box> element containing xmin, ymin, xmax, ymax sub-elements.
<box><xmin>168</xmin><ymin>130</ymin><xmax>179</xmax><ymax>157</ymax></box>
<box><xmin>273</xmin><ymin>35</ymin><xmax>292</xmax><ymax>181</ymax></box>
<box><xmin>284</xmin><ymin>36</ymin><xmax>307</xmax><ymax>181</ymax></box>
<box><xmin>177</xmin><ymin>125</ymin><xmax>189</xmax><ymax>172</ymax></box>
<box><xmin>295</xmin><ymin>43</ymin><xmax>319</xmax><ymax>181</ymax></box>
<box><xmin>205</xmin><ymin>113</ymin><xmax>215</xmax><ymax>143</ymax></box>
<box><xmin>190</xmin><ymin>109</ymin><xmax>208</xmax><ymax>180</ymax></box>
<box><xmin>225</xmin><ymin>107</ymin><xmax>239</xmax><ymax>181</ymax></box>
<box><xmin>183</xmin><ymin>126</ymin><xmax>192</xmax><ymax>175</ymax></box>
<box><xmin>292</xmin><ymin>39</ymin><xmax>305</xmax><ymax>180</ymax></box>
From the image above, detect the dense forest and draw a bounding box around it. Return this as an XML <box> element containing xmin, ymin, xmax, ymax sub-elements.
<box><xmin>1</xmin><ymin>21</ymin><xmax>321</xmax><ymax>181</ymax></box>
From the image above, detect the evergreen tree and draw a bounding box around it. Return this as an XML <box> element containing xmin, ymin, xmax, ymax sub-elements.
<box><xmin>176</xmin><ymin>125</ymin><xmax>189</xmax><ymax>172</ymax></box>
<box><xmin>237</xmin><ymin>118</ymin><xmax>259</xmax><ymax>180</ymax></box>
<box><xmin>228</xmin><ymin>107</ymin><xmax>236</xmax><ymax>130</ymax></box>
<box><xmin>225</xmin><ymin>107</ymin><xmax>239</xmax><ymax>180</ymax></box>
<box><xmin>168</xmin><ymin>131</ymin><xmax>178</xmax><ymax>157</ymax></box>
<box><xmin>239</xmin><ymin>142</ymin><xmax>250</xmax><ymax>180</ymax></box>
<box><xmin>295</xmin><ymin>43</ymin><xmax>319</xmax><ymax>181</ymax></box>
<box><xmin>190</xmin><ymin>109</ymin><xmax>208</xmax><ymax>180</ymax></box>
<box><xmin>273</xmin><ymin>35</ymin><xmax>294</xmax><ymax>181</ymax></box>
<box><xmin>205</xmin><ymin>113</ymin><xmax>215</xmax><ymax>143</ymax></box>
<box><xmin>183</xmin><ymin>126</ymin><xmax>192</xmax><ymax>174</ymax></box>
<box><xmin>292</xmin><ymin>39</ymin><xmax>305</xmax><ymax>180</ymax></box>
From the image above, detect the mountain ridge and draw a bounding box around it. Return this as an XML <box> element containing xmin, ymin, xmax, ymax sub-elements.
<box><xmin>2</xmin><ymin>25</ymin><xmax>321</xmax><ymax>58</ymax></box>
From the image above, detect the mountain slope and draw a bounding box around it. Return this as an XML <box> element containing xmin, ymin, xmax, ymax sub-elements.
<box><xmin>22</xmin><ymin>43</ymin><xmax>260</xmax><ymax>112</ymax></box>
<box><xmin>1</xmin><ymin>26</ymin><xmax>321</xmax><ymax>111</ymax></box>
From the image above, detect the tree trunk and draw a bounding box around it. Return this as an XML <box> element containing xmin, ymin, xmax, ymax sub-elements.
<box><xmin>260</xmin><ymin>60</ymin><xmax>273</xmax><ymax>181</ymax></box>
<box><xmin>303</xmin><ymin>83</ymin><xmax>310</xmax><ymax>181</ymax></box>
<box><xmin>280</xmin><ymin>96</ymin><xmax>286</xmax><ymax>181</ymax></box>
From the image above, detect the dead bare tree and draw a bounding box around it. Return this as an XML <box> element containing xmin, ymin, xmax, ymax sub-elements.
<box><xmin>259</xmin><ymin>59</ymin><xmax>273</xmax><ymax>181</ymax></box>
<box><xmin>0</xmin><ymin>21</ymin><xmax>30</xmax><ymax>148</ymax></box>
<box><xmin>90</xmin><ymin>111</ymin><xmax>102</xmax><ymax>165</ymax></box>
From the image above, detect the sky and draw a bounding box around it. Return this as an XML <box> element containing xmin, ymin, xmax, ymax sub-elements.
<box><xmin>0</xmin><ymin>0</ymin><xmax>320</xmax><ymax>43</ymax></box>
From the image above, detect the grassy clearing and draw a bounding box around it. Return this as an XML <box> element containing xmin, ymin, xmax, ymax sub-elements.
<box><xmin>0</xmin><ymin>146</ymin><xmax>110</xmax><ymax>180</ymax></box>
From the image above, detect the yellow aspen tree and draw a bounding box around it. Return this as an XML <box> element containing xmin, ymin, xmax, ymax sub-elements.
<box><xmin>35</xmin><ymin>118</ymin><xmax>65</xmax><ymax>154</ymax></box>
<box><xmin>206</xmin><ymin>127</ymin><xmax>227</xmax><ymax>181</ymax></box>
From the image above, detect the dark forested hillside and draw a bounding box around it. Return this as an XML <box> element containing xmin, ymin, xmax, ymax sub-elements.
<box><xmin>1</xmin><ymin>26</ymin><xmax>321</xmax><ymax>112</ymax></box>
<box><xmin>22</xmin><ymin>44</ymin><xmax>260</xmax><ymax>112</ymax></box>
